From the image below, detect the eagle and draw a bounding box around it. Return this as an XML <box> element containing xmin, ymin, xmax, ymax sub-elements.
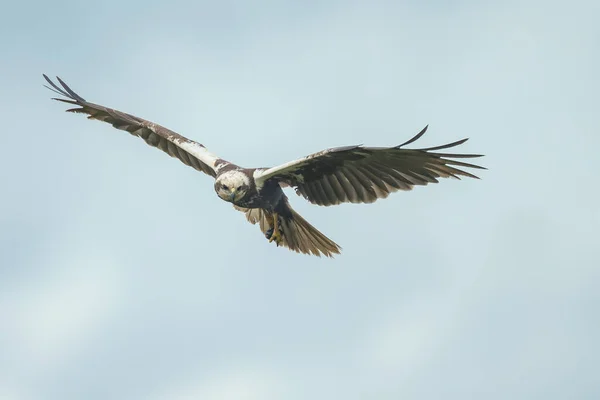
<box><xmin>43</xmin><ymin>74</ymin><xmax>485</xmax><ymax>257</ymax></box>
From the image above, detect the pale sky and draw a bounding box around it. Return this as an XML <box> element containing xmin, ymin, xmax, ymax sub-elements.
<box><xmin>1</xmin><ymin>0</ymin><xmax>599</xmax><ymax>399</ymax></box>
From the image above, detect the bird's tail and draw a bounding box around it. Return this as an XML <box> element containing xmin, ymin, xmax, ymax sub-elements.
<box><xmin>234</xmin><ymin>200</ymin><xmax>342</xmax><ymax>257</ymax></box>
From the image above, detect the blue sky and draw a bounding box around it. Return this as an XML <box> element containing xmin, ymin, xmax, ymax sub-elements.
<box><xmin>1</xmin><ymin>0</ymin><xmax>598</xmax><ymax>399</ymax></box>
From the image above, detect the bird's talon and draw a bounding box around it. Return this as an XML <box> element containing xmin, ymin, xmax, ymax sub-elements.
<box><xmin>268</xmin><ymin>230</ymin><xmax>283</xmax><ymax>246</ymax></box>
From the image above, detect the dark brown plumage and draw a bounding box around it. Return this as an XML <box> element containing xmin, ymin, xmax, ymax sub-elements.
<box><xmin>44</xmin><ymin>74</ymin><xmax>485</xmax><ymax>257</ymax></box>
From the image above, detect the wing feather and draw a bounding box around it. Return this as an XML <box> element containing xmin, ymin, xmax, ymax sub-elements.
<box><xmin>333</xmin><ymin>170</ymin><xmax>359</xmax><ymax>203</ymax></box>
<box><xmin>348</xmin><ymin>166</ymin><xmax>378</xmax><ymax>202</ymax></box>
<box><xmin>315</xmin><ymin>178</ymin><xmax>336</xmax><ymax>206</ymax></box>
<box><xmin>44</xmin><ymin>74</ymin><xmax>226</xmax><ymax>177</ymax></box>
<box><xmin>254</xmin><ymin>125</ymin><xmax>485</xmax><ymax>206</ymax></box>
<box><xmin>325</xmin><ymin>174</ymin><xmax>346</xmax><ymax>203</ymax></box>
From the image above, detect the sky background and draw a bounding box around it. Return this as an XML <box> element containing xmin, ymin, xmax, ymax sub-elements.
<box><xmin>1</xmin><ymin>0</ymin><xmax>599</xmax><ymax>398</ymax></box>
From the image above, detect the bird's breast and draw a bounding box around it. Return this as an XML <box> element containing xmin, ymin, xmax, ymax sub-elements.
<box><xmin>234</xmin><ymin>193</ymin><xmax>263</xmax><ymax>208</ymax></box>
<box><xmin>234</xmin><ymin>184</ymin><xmax>284</xmax><ymax>211</ymax></box>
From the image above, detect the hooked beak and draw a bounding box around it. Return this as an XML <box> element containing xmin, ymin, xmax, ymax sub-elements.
<box><xmin>229</xmin><ymin>189</ymin><xmax>236</xmax><ymax>202</ymax></box>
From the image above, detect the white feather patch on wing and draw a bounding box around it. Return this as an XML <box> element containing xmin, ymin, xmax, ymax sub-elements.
<box><xmin>170</xmin><ymin>136</ymin><xmax>219</xmax><ymax>170</ymax></box>
<box><xmin>253</xmin><ymin>169</ymin><xmax>268</xmax><ymax>190</ymax></box>
<box><xmin>253</xmin><ymin>157</ymin><xmax>309</xmax><ymax>186</ymax></box>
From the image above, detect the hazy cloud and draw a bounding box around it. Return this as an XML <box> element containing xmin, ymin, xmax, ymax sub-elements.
<box><xmin>1</xmin><ymin>0</ymin><xmax>598</xmax><ymax>399</ymax></box>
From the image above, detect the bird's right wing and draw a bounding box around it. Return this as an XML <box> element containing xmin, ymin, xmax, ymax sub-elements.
<box><xmin>44</xmin><ymin>74</ymin><xmax>227</xmax><ymax>177</ymax></box>
<box><xmin>253</xmin><ymin>126</ymin><xmax>485</xmax><ymax>206</ymax></box>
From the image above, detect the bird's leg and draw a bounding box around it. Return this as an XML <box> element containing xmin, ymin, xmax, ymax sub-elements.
<box><xmin>267</xmin><ymin>212</ymin><xmax>283</xmax><ymax>246</ymax></box>
<box><xmin>264</xmin><ymin>212</ymin><xmax>275</xmax><ymax>239</ymax></box>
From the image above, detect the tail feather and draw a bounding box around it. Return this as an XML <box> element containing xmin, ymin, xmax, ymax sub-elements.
<box><xmin>234</xmin><ymin>203</ymin><xmax>342</xmax><ymax>257</ymax></box>
<box><xmin>280</xmin><ymin>207</ymin><xmax>341</xmax><ymax>257</ymax></box>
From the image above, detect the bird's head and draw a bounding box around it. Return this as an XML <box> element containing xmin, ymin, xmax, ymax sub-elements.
<box><xmin>215</xmin><ymin>170</ymin><xmax>251</xmax><ymax>203</ymax></box>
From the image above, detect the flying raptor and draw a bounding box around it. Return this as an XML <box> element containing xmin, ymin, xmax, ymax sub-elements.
<box><xmin>43</xmin><ymin>74</ymin><xmax>485</xmax><ymax>257</ymax></box>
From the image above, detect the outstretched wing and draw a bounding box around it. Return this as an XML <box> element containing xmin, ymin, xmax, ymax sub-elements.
<box><xmin>253</xmin><ymin>126</ymin><xmax>485</xmax><ymax>206</ymax></box>
<box><xmin>43</xmin><ymin>74</ymin><xmax>225</xmax><ymax>177</ymax></box>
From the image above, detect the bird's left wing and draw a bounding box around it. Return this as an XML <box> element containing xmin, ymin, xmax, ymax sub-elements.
<box><xmin>253</xmin><ymin>126</ymin><xmax>486</xmax><ymax>206</ymax></box>
<box><xmin>43</xmin><ymin>74</ymin><xmax>225</xmax><ymax>177</ymax></box>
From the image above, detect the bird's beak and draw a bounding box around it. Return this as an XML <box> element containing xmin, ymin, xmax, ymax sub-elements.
<box><xmin>229</xmin><ymin>189</ymin><xmax>236</xmax><ymax>202</ymax></box>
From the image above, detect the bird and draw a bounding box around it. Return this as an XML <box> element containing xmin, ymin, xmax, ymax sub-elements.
<box><xmin>43</xmin><ymin>74</ymin><xmax>485</xmax><ymax>257</ymax></box>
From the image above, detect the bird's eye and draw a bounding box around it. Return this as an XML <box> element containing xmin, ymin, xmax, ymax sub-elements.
<box><xmin>222</xmin><ymin>184</ymin><xmax>229</xmax><ymax>190</ymax></box>
<box><xmin>237</xmin><ymin>186</ymin><xmax>242</xmax><ymax>191</ymax></box>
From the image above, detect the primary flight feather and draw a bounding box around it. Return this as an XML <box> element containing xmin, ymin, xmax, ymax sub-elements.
<box><xmin>43</xmin><ymin>74</ymin><xmax>485</xmax><ymax>257</ymax></box>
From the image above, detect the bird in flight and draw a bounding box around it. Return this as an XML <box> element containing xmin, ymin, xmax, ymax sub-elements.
<box><xmin>43</xmin><ymin>74</ymin><xmax>485</xmax><ymax>257</ymax></box>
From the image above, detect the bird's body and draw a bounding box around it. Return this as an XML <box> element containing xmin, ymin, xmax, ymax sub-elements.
<box><xmin>43</xmin><ymin>74</ymin><xmax>485</xmax><ymax>257</ymax></box>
